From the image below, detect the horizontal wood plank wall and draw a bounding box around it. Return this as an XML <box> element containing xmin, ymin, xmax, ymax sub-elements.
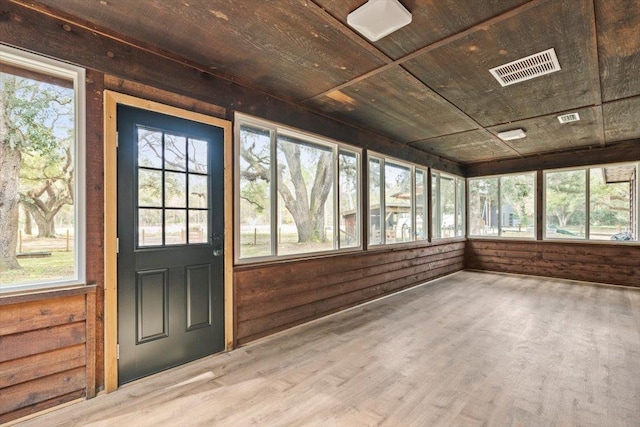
<box><xmin>466</xmin><ymin>240</ymin><xmax>640</xmax><ymax>287</ymax></box>
<box><xmin>0</xmin><ymin>286</ymin><xmax>96</xmax><ymax>424</ymax></box>
<box><xmin>235</xmin><ymin>241</ymin><xmax>464</xmax><ymax>345</ymax></box>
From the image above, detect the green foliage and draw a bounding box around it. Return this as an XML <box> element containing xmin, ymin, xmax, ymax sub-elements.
<box><xmin>2</xmin><ymin>74</ymin><xmax>72</xmax><ymax>154</ymax></box>
<box><xmin>545</xmin><ymin>170</ymin><xmax>586</xmax><ymax>227</ymax></box>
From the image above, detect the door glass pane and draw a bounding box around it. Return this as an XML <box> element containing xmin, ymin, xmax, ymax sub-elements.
<box><xmin>165</xmin><ymin>172</ymin><xmax>187</xmax><ymax>208</ymax></box>
<box><xmin>165</xmin><ymin>210</ymin><xmax>187</xmax><ymax>245</ymax></box>
<box><xmin>138</xmin><ymin>169</ymin><xmax>163</xmax><ymax>207</ymax></box>
<box><xmin>189</xmin><ymin>175</ymin><xmax>208</xmax><ymax>208</ymax></box>
<box><xmin>138</xmin><ymin>208</ymin><xmax>163</xmax><ymax>246</ymax></box>
<box><xmin>189</xmin><ymin>210</ymin><xmax>208</xmax><ymax>244</ymax></box>
<box><xmin>165</xmin><ymin>134</ymin><xmax>187</xmax><ymax>171</ymax></box>
<box><xmin>138</xmin><ymin>128</ymin><xmax>162</xmax><ymax>169</ymax></box>
<box><xmin>545</xmin><ymin>170</ymin><xmax>586</xmax><ymax>239</ymax></box>
<box><xmin>188</xmin><ymin>138</ymin><xmax>208</xmax><ymax>173</ymax></box>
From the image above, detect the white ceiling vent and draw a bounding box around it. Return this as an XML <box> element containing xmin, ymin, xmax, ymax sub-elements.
<box><xmin>489</xmin><ymin>48</ymin><xmax>561</xmax><ymax>87</ymax></box>
<box><xmin>557</xmin><ymin>112</ymin><xmax>580</xmax><ymax>123</ymax></box>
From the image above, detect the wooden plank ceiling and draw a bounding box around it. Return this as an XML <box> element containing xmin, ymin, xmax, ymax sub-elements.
<box><xmin>26</xmin><ymin>0</ymin><xmax>640</xmax><ymax>165</ymax></box>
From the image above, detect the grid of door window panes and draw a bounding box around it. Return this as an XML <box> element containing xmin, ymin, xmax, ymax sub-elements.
<box><xmin>137</xmin><ymin>127</ymin><xmax>209</xmax><ymax>247</ymax></box>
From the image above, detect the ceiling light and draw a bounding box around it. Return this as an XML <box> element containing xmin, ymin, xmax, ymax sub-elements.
<box><xmin>497</xmin><ymin>129</ymin><xmax>527</xmax><ymax>141</ymax></box>
<box><xmin>347</xmin><ymin>0</ymin><xmax>412</xmax><ymax>42</ymax></box>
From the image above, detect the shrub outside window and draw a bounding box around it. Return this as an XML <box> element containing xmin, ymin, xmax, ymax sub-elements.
<box><xmin>368</xmin><ymin>154</ymin><xmax>427</xmax><ymax>246</ymax></box>
<box><xmin>432</xmin><ymin>171</ymin><xmax>465</xmax><ymax>239</ymax></box>
<box><xmin>545</xmin><ymin>164</ymin><xmax>636</xmax><ymax>241</ymax></box>
<box><xmin>468</xmin><ymin>173</ymin><xmax>535</xmax><ymax>239</ymax></box>
<box><xmin>0</xmin><ymin>45</ymin><xmax>86</xmax><ymax>292</ymax></box>
<box><xmin>235</xmin><ymin>114</ymin><xmax>361</xmax><ymax>261</ymax></box>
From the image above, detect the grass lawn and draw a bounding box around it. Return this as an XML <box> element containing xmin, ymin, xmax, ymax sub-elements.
<box><xmin>0</xmin><ymin>250</ymin><xmax>74</xmax><ymax>287</ymax></box>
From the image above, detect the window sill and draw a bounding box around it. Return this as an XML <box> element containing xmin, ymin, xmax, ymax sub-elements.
<box><xmin>0</xmin><ymin>283</ymin><xmax>96</xmax><ymax>306</ymax></box>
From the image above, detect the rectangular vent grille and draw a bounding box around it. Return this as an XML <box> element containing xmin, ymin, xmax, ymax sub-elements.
<box><xmin>489</xmin><ymin>48</ymin><xmax>561</xmax><ymax>87</ymax></box>
<box><xmin>557</xmin><ymin>112</ymin><xmax>580</xmax><ymax>123</ymax></box>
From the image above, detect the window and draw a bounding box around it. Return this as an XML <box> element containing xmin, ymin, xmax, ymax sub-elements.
<box><xmin>545</xmin><ymin>164</ymin><xmax>636</xmax><ymax>241</ymax></box>
<box><xmin>468</xmin><ymin>173</ymin><xmax>535</xmax><ymax>238</ymax></box>
<box><xmin>235</xmin><ymin>114</ymin><xmax>361</xmax><ymax>261</ymax></box>
<box><xmin>368</xmin><ymin>154</ymin><xmax>426</xmax><ymax>246</ymax></box>
<box><xmin>0</xmin><ymin>45</ymin><xmax>85</xmax><ymax>292</ymax></box>
<box><xmin>137</xmin><ymin>129</ymin><xmax>209</xmax><ymax>247</ymax></box>
<box><xmin>432</xmin><ymin>171</ymin><xmax>465</xmax><ymax>239</ymax></box>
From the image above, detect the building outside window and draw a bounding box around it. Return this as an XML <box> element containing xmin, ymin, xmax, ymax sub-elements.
<box><xmin>0</xmin><ymin>45</ymin><xmax>85</xmax><ymax>292</ymax></box>
<box><xmin>432</xmin><ymin>170</ymin><xmax>465</xmax><ymax>239</ymax></box>
<box><xmin>368</xmin><ymin>154</ymin><xmax>427</xmax><ymax>246</ymax></box>
<box><xmin>468</xmin><ymin>173</ymin><xmax>535</xmax><ymax>239</ymax></box>
<box><xmin>545</xmin><ymin>164</ymin><xmax>636</xmax><ymax>241</ymax></box>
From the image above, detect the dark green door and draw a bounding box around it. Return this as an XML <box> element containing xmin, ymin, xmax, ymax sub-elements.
<box><xmin>117</xmin><ymin>105</ymin><xmax>224</xmax><ymax>385</ymax></box>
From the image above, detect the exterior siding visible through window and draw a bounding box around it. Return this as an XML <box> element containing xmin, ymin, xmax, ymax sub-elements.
<box><xmin>368</xmin><ymin>153</ymin><xmax>429</xmax><ymax>246</ymax></box>
<box><xmin>544</xmin><ymin>164</ymin><xmax>637</xmax><ymax>242</ymax></box>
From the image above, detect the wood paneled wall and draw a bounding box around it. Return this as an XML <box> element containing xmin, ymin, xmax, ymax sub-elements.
<box><xmin>0</xmin><ymin>286</ymin><xmax>96</xmax><ymax>423</ymax></box>
<box><xmin>466</xmin><ymin>239</ymin><xmax>640</xmax><ymax>287</ymax></box>
<box><xmin>234</xmin><ymin>240</ymin><xmax>465</xmax><ymax>345</ymax></box>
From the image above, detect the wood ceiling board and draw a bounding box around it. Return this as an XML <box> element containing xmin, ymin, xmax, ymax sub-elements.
<box><xmin>304</xmin><ymin>66</ymin><xmax>478</xmax><ymax>143</ymax></box>
<box><xmin>32</xmin><ymin>0</ymin><xmax>387</xmax><ymax>101</ymax></box>
<box><xmin>603</xmin><ymin>97</ymin><xmax>640</xmax><ymax>144</ymax></box>
<box><xmin>411</xmin><ymin>129</ymin><xmax>519</xmax><ymax>164</ymax></box>
<box><xmin>488</xmin><ymin>106</ymin><xmax>605</xmax><ymax>156</ymax></box>
<box><xmin>595</xmin><ymin>0</ymin><xmax>640</xmax><ymax>102</ymax></box>
<box><xmin>403</xmin><ymin>0</ymin><xmax>600</xmax><ymax>127</ymax></box>
<box><xmin>314</xmin><ymin>0</ymin><xmax>529</xmax><ymax>60</ymax></box>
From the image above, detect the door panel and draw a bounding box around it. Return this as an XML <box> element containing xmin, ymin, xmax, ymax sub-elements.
<box><xmin>117</xmin><ymin>105</ymin><xmax>224</xmax><ymax>385</ymax></box>
<box><xmin>136</xmin><ymin>269</ymin><xmax>169</xmax><ymax>343</ymax></box>
<box><xmin>186</xmin><ymin>264</ymin><xmax>212</xmax><ymax>331</ymax></box>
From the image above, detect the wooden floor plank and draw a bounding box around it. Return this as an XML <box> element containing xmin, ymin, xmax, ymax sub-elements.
<box><xmin>13</xmin><ymin>271</ymin><xmax>640</xmax><ymax>427</ymax></box>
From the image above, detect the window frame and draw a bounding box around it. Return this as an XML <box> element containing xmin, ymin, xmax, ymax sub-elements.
<box><xmin>543</xmin><ymin>162</ymin><xmax>638</xmax><ymax>243</ymax></box>
<box><xmin>431</xmin><ymin>170</ymin><xmax>466</xmax><ymax>240</ymax></box>
<box><xmin>367</xmin><ymin>152</ymin><xmax>428</xmax><ymax>247</ymax></box>
<box><xmin>0</xmin><ymin>44</ymin><xmax>86</xmax><ymax>293</ymax></box>
<box><xmin>467</xmin><ymin>171</ymin><xmax>537</xmax><ymax>240</ymax></box>
<box><xmin>234</xmin><ymin>113</ymin><xmax>362</xmax><ymax>264</ymax></box>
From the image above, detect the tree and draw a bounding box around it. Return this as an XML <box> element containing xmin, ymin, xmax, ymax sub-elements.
<box><xmin>0</xmin><ymin>72</ymin><xmax>72</xmax><ymax>270</ymax></box>
<box><xmin>239</xmin><ymin>130</ymin><xmax>334</xmax><ymax>243</ymax></box>
<box><xmin>501</xmin><ymin>174</ymin><xmax>534</xmax><ymax>231</ymax></box>
<box><xmin>20</xmin><ymin>144</ymin><xmax>74</xmax><ymax>237</ymax></box>
<box><xmin>546</xmin><ymin>170</ymin><xmax>585</xmax><ymax>227</ymax></box>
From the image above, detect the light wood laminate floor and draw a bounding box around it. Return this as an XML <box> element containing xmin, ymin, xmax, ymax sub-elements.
<box><xmin>15</xmin><ymin>271</ymin><xmax>640</xmax><ymax>427</ymax></box>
